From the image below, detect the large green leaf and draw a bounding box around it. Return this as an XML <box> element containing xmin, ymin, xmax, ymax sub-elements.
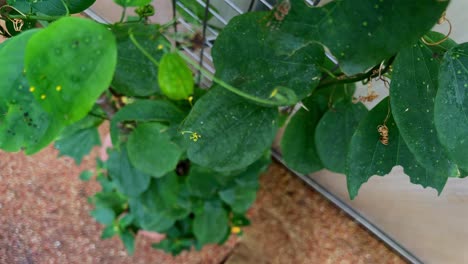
<box><xmin>183</xmin><ymin>87</ymin><xmax>278</xmax><ymax>172</ymax></box>
<box><xmin>281</xmin><ymin>97</ymin><xmax>323</xmax><ymax>174</ymax></box>
<box><xmin>112</xmin><ymin>24</ymin><xmax>167</xmax><ymax>96</ymax></box>
<box><xmin>315</xmin><ymin>100</ymin><xmax>368</xmax><ymax>173</ymax></box>
<box><xmin>55</xmin><ymin>126</ymin><xmax>100</xmax><ymax>164</ymax></box>
<box><xmin>34</xmin><ymin>0</ymin><xmax>96</xmax><ymax>15</ymax></box>
<box><xmin>193</xmin><ymin>201</ymin><xmax>229</xmax><ymax>245</ymax></box>
<box><xmin>110</xmin><ymin>99</ymin><xmax>185</xmax><ymax>146</ymax></box>
<box><xmin>0</xmin><ymin>30</ymin><xmax>64</xmax><ymax>154</ymax></box>
<box><xmin>127</xmin><ymin>123</ymin><xmax>183</xmax><ymax>178</ymax></box>
<box><xmin>219</xmin><ymin>186</ymin><xmax>257</xmax><ymax>214</ymax></box>
<box><xmin>390</xmin><ymin>39</ymin><xmax>458</xmax><ymax>179</ymax></box>
<box><xmin>435</xmin><ymin>43</ymin><xmax>468</xmax><ymax>171</ymax></box>
<box><xmin>25</xmin><ymin>17</ymin><xmax>117</xmax><ymax>124</ymax></box>
<box><xmin>130</xmin><ymin>175</ymin><xmax>191</xmax><ymax>232</ymax></box>
<box><xmin>212</xmin><ymin>12</ymin><xmax>324</xmax><ymax>104</ymax></box>
<box><xmin>54</xmin><ymin>114</ymin><xmax>102</xmax><ymax>164</ymax></box>
<box><xmin>107</xmin><ymin>145</ymin><xmax>151</xmax><ymax>197</ymax></box>
<box><xmin>282</xmin><ymin>0</ymin><xmax>449</xmax><ymax>75</ymax></box>
<box><xmin>347</xmin><ymin>99</ymin><xmax>449</xmax><ymax>199</ymax></box>
<box><xmin>8</xmin><ymin>0</ymin><xmax>96</xmax><ymax>15</ymax></box>
<box><xmin>186</xmin><ymin>165</ymin><xmax>221</xmax><ymax>199</ymax></box>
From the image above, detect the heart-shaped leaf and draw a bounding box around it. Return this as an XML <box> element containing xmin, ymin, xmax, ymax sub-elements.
<box><xmin>25</xmin><ymin>17</ymin><xmax>117</xmax><ymax>124</ymax></box>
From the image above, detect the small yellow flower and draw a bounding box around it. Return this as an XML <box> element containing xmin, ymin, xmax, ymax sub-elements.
<box><xmin>29</xmin><ymin>86</ymin><xmax>35</xmax><ymax>92</ymax></box>
<box><xmin>157</xmin><ymin>44</ymin><xmax>164</xmax><ymax>50</ymax></box>
<box><xmin>181</xmin><ymin>131</ymin><xmax>201</xmax><ymax>142</ymax></box>
<box><xmin>40</xmin><ymin>94</ymin><xmax>46</xmax><ymax>100</ymax></box>
<box><xmin>231</xmin><ymin>226</ymin><xmax>241</xmax><ymax>234</ymax></box>
<box><xmin>56</xmin><ymin>85</ymin><xmax>62</xmax><ymax>92</ymax></box>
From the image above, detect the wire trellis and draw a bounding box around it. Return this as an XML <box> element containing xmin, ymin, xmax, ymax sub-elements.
<box><xmin>172</xmin><ymin>0</ymin><xmax>325</xmax><ymax>87</ymax></box>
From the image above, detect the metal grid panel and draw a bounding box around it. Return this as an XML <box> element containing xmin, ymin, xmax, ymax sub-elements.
<box><xmin>174</xmin><ymin>0</ymin><xmax>275</xmax><ymax>86</ymax></box>
<box><xmin>173</xmin><ymin>0</ymin><xmax>329</xmax><ymax>86</ymax></box>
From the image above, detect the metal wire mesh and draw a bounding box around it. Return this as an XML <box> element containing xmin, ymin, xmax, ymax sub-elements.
<box><xmin>173</xmin><ymin>0</ymin><xmax>324</xmax><ymax>87</ymax></box>
<box><xmin>173</xmin><ymin>0</ymin><xmax>274</xmax><ymax>86</ymax></box>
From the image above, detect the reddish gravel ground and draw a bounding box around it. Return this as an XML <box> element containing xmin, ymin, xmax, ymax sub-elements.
<box><xmin>0</xmin><ymin>143</ymin><xmax>405</xmax><ymax>264</ymax></box>
<box><xmin>0</xmin><ymin>146</ymin><xmax>237</xmax><ymax>264</ymax></box>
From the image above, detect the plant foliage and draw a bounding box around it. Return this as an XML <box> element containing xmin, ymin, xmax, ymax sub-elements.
<box><xmin>1</xmin><ymin>0</ymin><xmax>466</xmax><ymax>256</ymax></box>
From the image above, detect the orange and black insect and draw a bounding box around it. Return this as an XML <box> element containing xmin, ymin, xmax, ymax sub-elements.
<box><xmin>377</xmin><ymin>125</ymin><xmax>389</xmax><ymax>145</ymax></box>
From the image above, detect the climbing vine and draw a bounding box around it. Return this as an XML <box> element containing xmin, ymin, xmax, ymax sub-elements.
<box><xmin>1</xmin><ymin>0</ymin><xmax>466</xmax><ymax>256</ymax></box>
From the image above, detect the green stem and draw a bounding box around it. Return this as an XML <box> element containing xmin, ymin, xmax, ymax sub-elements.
<box><xmin>176</xmin><ymin>51</ymin><xmax>284</xmax><ymax>106</ymax></box>
<box><xmin>129</xmin><ymin>31</ymin><xmax>160</xmax><ymax>67</ymax></box>
<box><xmin>129</xmin><ymin>31</ymin><xmax>284</xmax><ymax>106</ymax></box>
<box><xmin>317</xmin><ymin>56</ymin><xmax>396</xmax><ymax>89</ymax></box>
<box><xmin>160</xmin><ymin>18</ymin><xmax>178</xmax><ymax>31</ymax></box>
<box><xmin>60</xmin><ymin>0</ymin><xmax>70</xmax><ymax>16</ymax></box>
<box><xmin>119</xmin><ymin>7</ymin><xmax>127</xmax><ymax>23</ymax></box>
<box><xmin>319</xmin><ymin>65</ymin><xmax>338</xmax><ymax>79</ymax></box>
<box><xmin>8</xmin><ymin>14</ymin><xmax>62</xmax><ymax>21</ymax></box>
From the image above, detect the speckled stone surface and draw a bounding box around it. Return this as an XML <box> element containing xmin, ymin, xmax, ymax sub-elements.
<box><xmin>226</xmin><ymin>164</ymin><xmax>407</xmax><ymax>264</ymax></box>
<box><xmin>0</xmin><ymin>146</ymin><xmax>237</xmax><ymax>264</ymax></box>
<box><xmin>0</xmin><ymin>142</ymin><xmax>406</xmax><ymax>263</ymax></box>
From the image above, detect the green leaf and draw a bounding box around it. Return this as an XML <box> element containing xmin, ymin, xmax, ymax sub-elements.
<box><xmin>55</xmin><ymin>124</ymin><xmax>101</xmax><ymax>165</ymax></box>
<box><xmin>112</xmin><ymin>24</ymin><xmax>168</xmax><ymax>96</ymax></box>
<box><xmin>25</xmin><ymin>17</ymin><xmax>117</xmax><ymax>124</ymax></box>
<box><xmin>193</xmin><ymin>201</ymin><xmax>229</xmax><ymax>245</ymax></box>
<box><xmin>110</xmin><ymin>99</ymin><xmax>185</xmax><ymax>146</ymax></box>
<box><xmin>153</xmin><ymin>237</ymin><xmax>194</xmax><ymax>256</ymax></box>
<box><xmin>79</xmin><ymin>170</ymin><xmax>93</xmax><ymax>181</ymax></box>
<box><xmin>0</xmin><ymin>29</ymin><xmax>65</xmax><ymax>154</ymax></box>
<box><xmin>127</xmin><ymin>122</ymin><xmax>183</xmax><ymax>177</ymax></box>
<box><xmin>158</xmin><ymin>52</ymin><xmax>194</xmax><ymax>100</ymax></box>
<box><xmin>281</xmin><ymin>97</ymin><xmax>323</xmax><ymax>174</ymax></box>
<box><xmin>107</xmin><ymin>145</ymin><xmax>151</xmax><ymax>197</ymax></box>
<box><xmin>89</xmin><ymin>191</ymin><xmax>127</xmax><ymax>214</ymax></box>
<box><xmin>8</xmin><ymin>0</ymin><xmax>96</xmax><ymax>15</ymax></box>
<box><xmin>114</xmin><ymin>0</ymin><xmax>151</xmax><ymax>7</ymax></box>
<box><xmin>120</xmin><ymin>230</ymin><xmax>136</xmax><ymax>255</ymax></box>
<box><xmin>176</xmin><ymin>0</ymin><xmax>214</xmax><ymax>25</ymax></box>
<box><xmin>90</xmin><ymin>207</ymin><xmax>116</xmax><ymax>225</ymax></box>
<box><xmin>219</xmin><ymin>187</ymin><xmax>257</xmax><ymax>214</ymax></box>
<box><xmin>315</xmin><ymin>100</ymin><xmax>368</xmax><ymax>173</ymax></box>
<box><xmin>282</xmin><ymin>0</ymin><xmax>449</xmax><ymax>75</ymax></box>
<box><xmin>435</xmin><ymin>43</ymin><xmax>468</xmax><ymax>171</ymax></box>
<box><xmin>212</xmin><ymin>12</ymin><xmax>324</xmax><ymax>104</ymax></box>
<box><xmin>186</xmin><ymin>165</ymin><xmax>221</xmax><ymax>198</ymax></box>
<box><xmin>118</xmin><ymin>214</ymin><xmax>134</xmax><ymax>228</ymax></box>
<box><xmin>183</xmin><ymin>87</ymin><xmax>278</xmax><ymax>172</ymax></box>
<box><xmin>35</xmin><ymin>0</ymin><xmax>96</xmax><ymax>15</ymax></box>
<box><xmin>346</xmin><ymin>99</ymin><xmax>448</xmax><ymax>199</ymax></box>
<box><xmin>390</xmin><ymin>39</ymin><xmax>458</xmax><ymax>178</ymax></box>
<box><xmin>129</xmin><ymin>175</ymin><xmax>190</xmax><ymax>232</ymax></box>
<box><xmin>101</xmin><ymin>225</ymin><xmax>118</xmax><ymax>239</ymax></box>
<box><xmin>310</xmin><ymin>83</ymin><xmax>356</xmax><ymax>113</ymax></box>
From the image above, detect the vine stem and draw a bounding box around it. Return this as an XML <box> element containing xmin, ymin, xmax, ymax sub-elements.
<box><xmin>176</xmin><ymin>51</ymin><xmax>283</xmax><ymax>106</ymax></box>
<box><xmin>119</xmin><ymin>7</ymin><xmax>127</xmax><ymax>23</ymax></box>
<box><xmin>317</xmin><ymin>55</ymin><xmax>396</xmax><ymax>89</ymax></box>
<box><xmin>128</xmin><ymin>31</ymin><xmax>160</xmax><ymax>67</ymax></box>
<box><xmin>128</xmin><ymin>30</ymin><xmax>284</xmax><ymax>106</ymax></box>
<box><xmin>7</xmin><ymin>14</ymin><xmax>62</xmax><ymax>21</ymax></box>
<box><xmin>60</xmin><ymin>0</ymin><xmax>70</xmax><ymax>16</ymax></box>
